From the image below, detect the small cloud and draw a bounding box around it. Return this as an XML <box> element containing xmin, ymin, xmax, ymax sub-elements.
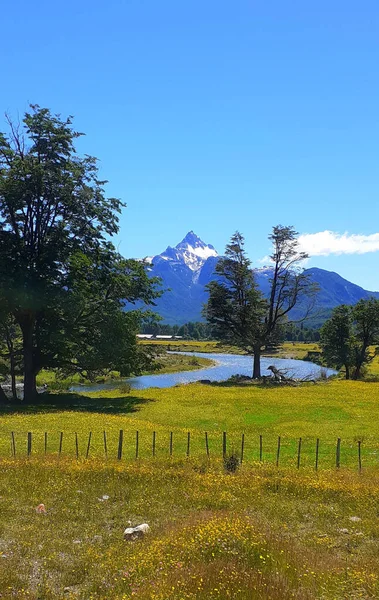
<box><xmin>298</xmin><ymin>231</ymin><xmax>379</xmax><ymax>257</ymax></box>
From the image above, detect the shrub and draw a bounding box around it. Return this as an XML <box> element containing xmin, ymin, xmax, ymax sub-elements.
<box><xmin>224</xmin><ymin>452</ymin><xmax>240</xmax><ymax>473</ymax></box>
<box><xmin>118</xmin><ymin>383</ymin><xmax>132</xmax><ymax>394</ymax></box>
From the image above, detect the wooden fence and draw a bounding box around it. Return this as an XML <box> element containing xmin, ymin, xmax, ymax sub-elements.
<box><xmin>4</xmin><ymin>430</ymin><xmax>367</xmax><ymax>471</ymax></box>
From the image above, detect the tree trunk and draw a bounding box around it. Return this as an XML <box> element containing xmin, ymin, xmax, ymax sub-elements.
<box><xmin>345</xmin><ymin>364</ymin><xmax>350</xmax><ymax>380</ymax></box>
<box><xmin>252</xmin><ymin>346</ymin><xmax>261</xmax><ymax>379</ymax></box>
<box><xmin>19</xmin><ymin>315</ymin><xmax>37</xmax><ymax>402</ymax></box>
<box><xmin>9</xmin><ymin>353</ymin><xmax>17</xmax><ymax>401</ymax></box>
<box><xmin>0</xmin><ymin>384</ymin><xmax>8</xmax><ymax>403</ymax></box>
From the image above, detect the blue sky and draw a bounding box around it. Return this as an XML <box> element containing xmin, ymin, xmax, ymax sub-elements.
<box><xmin>2</xmin><ymin>0</ymin><xmax>379</xmax><ymax>289</ymax></box>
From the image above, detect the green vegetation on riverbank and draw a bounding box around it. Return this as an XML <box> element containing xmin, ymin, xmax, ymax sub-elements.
<box><xmin>35</xmin><ymin>353</ymin><xmax>214</xmax><ymax>390</ymax></box>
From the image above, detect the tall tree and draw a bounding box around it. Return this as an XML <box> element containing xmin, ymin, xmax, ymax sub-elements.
<box><xmin>206</xmin><ymin>226</ymin><xmax>314</xmax><ymax>378</ymax></box>
<box><xmin>320</xmin><ymin>299</ymin><xmax>379</xmax><ymax>379</ymax></box>
<box><xmin>351</xmin><ymin>298</ymin><xmax>379</xmax><ymax>379</ymax></box>
<box><xmin>205</xmin><ymin>232</ymin><xmax>266</xmax><ymax>377</ymax></box>
<box><xmin>0</xmin><ymin>106</ymin><xmax>159</xmax><ymax>401</ymax></box>
<box><xmin>320</xmin><ymin>305</ymin><xmax>354</xmax><ymax>379</ymax></box>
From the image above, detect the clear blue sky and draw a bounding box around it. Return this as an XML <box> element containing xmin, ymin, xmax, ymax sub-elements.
<box><xmin>2</xmin><ymin>1</ymin><xmax>379</xmax><ymax>288</ymax></box>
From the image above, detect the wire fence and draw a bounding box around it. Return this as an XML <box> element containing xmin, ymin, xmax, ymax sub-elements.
<box><xmin>1</xmin><ymin>429</ymin><xmax>373</xmax><ymax>471</ymax></box>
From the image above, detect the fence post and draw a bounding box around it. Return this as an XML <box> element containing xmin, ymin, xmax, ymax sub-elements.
<box><xmin>117</xmin><ymin>430</ymin><xmax>123</xmax><ymax>460</ymax></box>
<box><xmin>358</xmin><ymin>440</ymin><xmax>362</xmax><ymax>473</ymax></box>
<box><xmin>152</xmin><ymin>431</ymin><xmax>156</xmax><ymax>457</ymax></box>
<box><xmin>169</xmin><ymin>432</ymin><xmax>173</xmax><ymax>456</ymax></box>
<box><xmin>135</xmin><ymin>431</ymin><xmax>139</xmax><ymax>459</ymax></box>
<box><xmin>44</xmin><ymin>432</ymin><xmax>48</xmax><ymax>454</ymax></box>
<box><xmin>336</xmin><ymin>438</ymin><xmax>341</xmax><ymax>468</ymax></box>
<box><xmin>259</xmin><ymin>434</ymin><xmax>263</xmax><ymax>462</ymax></box>
<box><xmin>103</xmin><ymin>430</ymin><xmax>108</xmax><ymax>459</ymax></box>
<box><xmin>27</xmin><ymin>432</ymin><xmax>32</xmax><ymax>456</ymax></box>
<box><xmin>241</xmin><ymin>433</ymin><xmax>245</xmax><ymax>464</ymax></box>
<box><xmin>276</xmin><ymin>436</ymin><xmax>281</xmax><ymax>467</ymax></box>
<box><xmin>223</xmin><ymin>431</ymin><xmax>227</xmax><ymax>459</ymax></box>
<box><xmin>75</xmin><ymin>432</ymin><xmax>79</xmax><ymax>459</ymax></box>
<box><xmin>186</xmin><ymin>431</ymin><xmax>190</xmax><ymax>457</ymax></box>
<box><xmin>86</xmin><ymin>432</ymin><xmax>92</xmax><ymax>459</ymax></box>
<box><xmin>297</xmin><ymin>437</ymin><xmax>302</xmax><ymax>469</ymax></box>
<box><xmin>59</xmin><ymin>432</ymin><xmax>63</xmax><ymax>457</ymax></box>
<box><xmin>205</xmin><ymin>432</ymin><xmax>209</xmax><ymax>459</ymax></box>
<box><xmin>315</xmin><ymin>438</ymin><xmax>319</xmax><ymax>471</ymax></box>
<box><xmin>11</xmin><ymin>432</ymin><xmax>16</xmax><ymax>457</ymax></box>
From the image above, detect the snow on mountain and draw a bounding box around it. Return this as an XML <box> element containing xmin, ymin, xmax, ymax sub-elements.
<box><xmin>157</xmin><ymin>231</ymin><xmax>218</xmax><ymax>272</ymax></box>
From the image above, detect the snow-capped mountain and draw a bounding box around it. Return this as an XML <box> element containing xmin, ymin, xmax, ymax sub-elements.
<box><xmin>144</xmin><ymin>232</ymin><xmax>219</xmax><ymax>324</ymax></box>
<box><xmin>151</xmin><ymin>231</ymin><xmax>218</xmax><ymax>272</ymax></box>
<box><xmin>137</xmin><ymin>232</ymin><xmax>379</xmax><ymax>326</ymax></box>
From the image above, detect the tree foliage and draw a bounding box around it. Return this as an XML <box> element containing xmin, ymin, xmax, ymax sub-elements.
<box><xmin>205</xmin><ymin>226</ymin><xmax>314</xmax><ymax>378</ymax></box>
<box><xmin>205</xmin><ymin>232</ymin><xmax>266</xmax><ymax>359</ymax></box>
<box><xmin>320</xmin><ymin>305</ymin><xmax>354</xmax><ymax>379</ymax></box>
<box><xmin>320</xmin><ymin>299</ymin><xmax>379</xmax><ymax>379</ymax></box>
<box><xmin>0</xmin><ymin>106</ymin><xmax>160</xmax><ymax>400</ymax></box>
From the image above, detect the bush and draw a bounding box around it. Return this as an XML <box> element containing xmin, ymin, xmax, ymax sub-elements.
<box><xmin>118</xmin><ymin>383</ymin><xmax>132</xmax><ymax>394</ymax></box>
<box><xmin>224</xmin><ymin>452</ymin><xmax>240</xmax><ymax>473</ymax></box>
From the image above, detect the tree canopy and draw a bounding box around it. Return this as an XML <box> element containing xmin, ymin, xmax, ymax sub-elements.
<box><xmin>0</xmin><ymin>106</ymin><xmax>160</xmax><ymax>401</ymax></box>
<box><xmin>205</xmin><ymin>226</ymin><xmax>315</xmax><ymax>378</ymax></box>
<box><xmin>320</xmin><ymin>298</ymin><xmax>379</xmax><ymax>379</ymax></box>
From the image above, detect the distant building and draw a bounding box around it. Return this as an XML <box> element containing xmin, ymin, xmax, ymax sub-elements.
<box><xmin>136</xmin><ymin>334</ymin><xmax>183</xmax><ymax>340</ymax></box>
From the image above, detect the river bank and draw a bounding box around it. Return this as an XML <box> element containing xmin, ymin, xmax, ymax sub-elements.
<box><xmin>71</xmin><ymin>351</ymin><xmax>336</xmax><ymax>393</ymax></box>
<box><xmin>36</xmin><ymin>352</ymin><xmax>215</xmax><ymax>391</ymax></box>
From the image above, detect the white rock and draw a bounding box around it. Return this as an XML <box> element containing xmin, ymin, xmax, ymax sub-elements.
<box><xmin>123</xmin><ymin>523</ymin><xmax>150</xmax><ymax>541</ymax></box>
<box><xmin>339</xmin><ymin>528</ymin><xmax>349</xmax><ymax>534</ymax></box>
<box><xmin>98</xmin><ymin>495</ymin><xmax>110</xmax><ymax>502</ymax></box>
<box><xmin>349</xmin><ymin>516</ymin><xmax>361</xmax><ymax>522</ymax></box>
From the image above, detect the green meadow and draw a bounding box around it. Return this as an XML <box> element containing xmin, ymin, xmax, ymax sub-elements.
<box><xmin>1</xmin><ymin>377</ymin><xmax>379</xmax><ymax>598</ymax></box>
<box><xmin>1</xmin><ymin>379</ymin><xmax>379</xmax><ymax>468</ymax></box>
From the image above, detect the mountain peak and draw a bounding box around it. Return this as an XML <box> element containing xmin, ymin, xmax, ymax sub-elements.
<box><xmin>155</xmin><ymin>232</ymin><xmax>218</xmax><ymax>272</ymax></box>
<box><xmin>174</xmin><ymin>232</ymin><xmax>218</xmax><ymax>270</ymax></box>
<box><xmin>177</xmin><ymin>231</ymin><xmax>215</xmax><ymax>250</ymax></box>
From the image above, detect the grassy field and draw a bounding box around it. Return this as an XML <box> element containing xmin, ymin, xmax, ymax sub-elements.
<box><xmin>0</xmin><ymin>458</ymin><xmax>378</xmax><ymax>599</ymax></box>
<box><xmin>2</xmin><ymin>366</ymin><xmax>379</xmax><ymax>598</ymax></box>
<box><xmin>141</xmin><ymin>340</ymin><xmax>320</xmax><ymax>360</ymax></box>
<box><xmin>1</xmin><ymin>380</ymin><xmax>379</xmax><ymax>468</ymax></box>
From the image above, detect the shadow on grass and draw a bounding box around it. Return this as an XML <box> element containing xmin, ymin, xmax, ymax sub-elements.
<box><xmin>204</xmin><ymin>378</ymin><xmax>299</xmax><ymax>389</ymax></box>
<box><xmin>0</xmin><ymin>392</ymin><xmax>156</xmax><ymax>415</ymax></box>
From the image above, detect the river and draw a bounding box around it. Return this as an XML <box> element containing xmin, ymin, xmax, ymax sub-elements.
<box><xmin>71</xmin><ymin>352</ymin><xmax>336</xmax><ymax>393</ymax></box>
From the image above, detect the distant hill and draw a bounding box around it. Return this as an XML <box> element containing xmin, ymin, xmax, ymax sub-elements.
<box><xmin>139</xmin><ymin>232</ymin><xmax>379</xmax><ymax>326</ymax></box>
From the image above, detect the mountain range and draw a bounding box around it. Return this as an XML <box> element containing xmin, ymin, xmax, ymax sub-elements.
<box><xmin>142</xmin><ymin>232</ymin><xmax>379</xmax><ymax>326</ymax></box>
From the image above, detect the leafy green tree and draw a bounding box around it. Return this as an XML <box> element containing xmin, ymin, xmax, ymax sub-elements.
<box><xmin>0</xmin><ymin>106</ymin><xmax>159</xmax><ymax>401</ymax></box>
<box><xmin>320</xmin><ymin>305</ymin><xmax>354</xmax><ymax>379</ymax></box>
<box><xmin>205</xmin><ymin>232</ymin><xmax>266</xmax><ymax>377</ymax></box>
<box><xmin>320</xmin><ymin>299</ymin><xmax>379</xmax><ymax>379</ymax></box>
<box><xmin>351</xmin><ymin>298</ymin><xmax>379</xmax><ymax>379</ymax></box>
<box><xmin>177</xmin><ymin>324</ymin><xmax>189</xmax><ymax>338</ymax></box>
<box><xmin>206</xmin><ymin>226</ymin><xmax>314</xmax><ymax>378</ymax></box>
